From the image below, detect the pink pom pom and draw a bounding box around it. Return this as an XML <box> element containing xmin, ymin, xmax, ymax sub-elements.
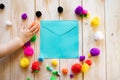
<box><xmin>24</xmin><ymin>46</ymin><xmax>34</xmax><ymax>56</ymax></box>
<box><xmin>82</xmin><ymin>9</ymin><xmax>88</xmax><ymax>15</ymax></box>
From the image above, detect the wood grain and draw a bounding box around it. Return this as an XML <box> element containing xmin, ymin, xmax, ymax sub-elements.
<box><xmin>82</xmin><ymin>0</ymin><xmax>106</xmax><ymax>80</ymax></box>
<box><xmin>10</xmin><ymin>0</ymin><xmax>34</xmax><ymax>80</ymax></box>
<box><xmin>0</xmin><ymin>0</ymin><xmax>11</xmax><ymax>80</ymax></box>
<box><xmin>59</xmin><ymin>0</ymin><xmax>83</xmax><ymax>80</ymax></box>
<box><xmin>105</xmin><ymin>0</ymin><xmax>120</xmax><ymax>80</ymax></box>
<box><xmin>0</xmin><ymin>0</ymin><xmax>120</xmax><ymax>80</ymax></box>
<box><xmin>35</xmin><ymin>0</ymin><xmax>59</xmax><ymax>80</ymax></box>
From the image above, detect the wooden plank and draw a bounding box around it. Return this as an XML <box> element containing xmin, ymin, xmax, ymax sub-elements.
<box><xmin>36</xmin><ymin>0</ymin><xmax>59</xmax><ymax>20</ymax></box>
<box><xmin>82</xmin><ymin>0</ymin><xmax>106</xmax><ymax>80</ymax></box>
<box><xmin>10</xmin><ymin>0</ymin><xmax>35</xmax><ymax>80</ymax></box>
<box><xmin>59</xmin><ymin>0</ymin><xmax>83</xmax><ymax>80</ymax></box>
<box><xmin>0</xmin><ymin>0</ymin><xmax>11</xmax><ymax>80</ymax></box>
<box><xmin>35</xmin><ymin>0</ymin><xmax>59</xmax><ymax>80</ymax></box>
<box><xmin>105</xmin><ymin>0</ymin><xmax>120</xmax><ymax>80</ymax></box>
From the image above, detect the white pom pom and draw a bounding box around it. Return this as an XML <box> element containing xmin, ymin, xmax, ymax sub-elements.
<box><xmin>5</xmin><ymin>21</ymin><xmax>12</xmax><ymax>26</ymax></box>
<box><xmin>94</xmin><ymin>31</ymin><xmax>104</xmax><ymax>40</ymax></box>
<box><xmin>57</xmin><ymin>72</ymin><xmax>61</xmax><ymax>76</ymax></box>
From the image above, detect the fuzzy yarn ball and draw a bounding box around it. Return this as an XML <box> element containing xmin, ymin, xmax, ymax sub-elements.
<box><xmin>26</xmin><ymin>77</ymin><xmax>31</xmax><ymax>80</ymax></box>
<box><xmin>20</xmin><ymin>57</ymin><xmax>30</xmax><ymax>68</ymax></box>
<box><xmin>30</xmin><ymin>35</ymin><xmax>37</xmax><ymax>42</ymax></box>
<box><xmin>38</xmin><ymin>56</ymin><xmax>44</xmax><ymax>62</ymax></box>
<box><xmin>90</xmin><ymin>48</ymin><xmax>100</xmax><ymax>56</ymax></box>
<box><xmin>75</xmin><ymin>6</ymin><xmax>83</xmax><ymax>15</ymax></box>
<box><xmin>69</xmin><ymin>74</ymin><xmax>74</xmax><ymax>78</ymax></box>
<box><xmin>82</xmin><ymin>9</ymin><xmax>88</xmax><ymax>15</ymax></box>
<box><xmin>86</xmin><ymin>12</ymin><xmax>90</xmax><ymax>18</ymax></box>
<box><xmin>94</xmin><ymin>31</ymin><xmax>104</xmax><ymax>41</ymax></box>
<box><xmin>88</xmin><ymin>53</ymin><xmax>92</xmax><ymax>58</ymax></box>
<box><xmin>57</xmin><ymin>6</ymin><xmax>63</xmax><ymax>13</ymax></box>
<box><xmin>62</xmin><ymin>68</ymin><xmax>68</xmax><ymax>75</ymax></box>
<box><xmin>23</xmin><ymin>41</ymin><xmax>31</xmax><ymax>48</ymax></box>
<box><xmin>50</xmin><ymin>75</ymin><xmax>57</xmax><ymax>80</ymax></box>
<box><xmin>79</xmin><ymin>56</ymin><xmax>85</xmax><ymax>61</ymax></box>
<box><xmin>71</xmin><ymin>63</ymin><xmax>82</xmax><ymax>73</ymax></box>
<box><xmin>36</xmin><ymin>11</ymin><xmax>42</xmax><ymax>17</ymax></box>
<box><xmin>81</xmin><ymin>63</ymin><xmax>89</xmax><ymax>73</ymax></box>
<box><xmin>0</xmin><ymin>3</ymin><xmax>5</xmax><ymax>9</ymax></box>
<box><xmin>91</xmin><ymin>16</ymin><xmax>100</xmax><ymax>27</ymax></box>
<box><xmin>51</xmin><ymin>59</ymin><xmax>58</xmax><ymax>67</ymax></box>
<box><xmin>24</xmin><ymin>46</ymin><xmax>34</xmax><ymax>56</ymax></box>
<box><xmin>52</xmin><ymin>71</ymin><xmax>58</xmax><ymax>75</ymax></box>
<box><xmin>85</xmin><ymin>59</ymin><xmax>92</xmax><ymax>66</ymax></box>
<box><xmin>31</xmin><ymin>61</ymin><xmax>40</xmax><ymax>73</ymax></box>
<box><xmin>5</xmin><ymin>21</ymin><xmax>12</xmax><ymax>26</ymax></box>
<box><xmin>31</xmin><ymin>22</ymin><xmax>35</xmax><ymax>26</ymax></box>
<box><xmin>21</xmin><ymin>13</ymin><xmax>27</xmax><ymax>20</ymax></box>
<box><xmin>46</xmin><ymin>65</ymin><xmax>53</xmax><ymax>72</ymax></box>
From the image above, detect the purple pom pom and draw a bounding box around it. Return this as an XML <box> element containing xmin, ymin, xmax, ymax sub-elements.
<box><xmin>75</xmin><ymin>6</ymin><xmax>83</xmax><ymax>15</ymax></box>
<box><xmin>79</xmin><ymin>56</ymin><xmax>85</xmax><ymax>61</ymax></box>
<box><xmin>24</xmin><ymin>41</ymin><xmax>31</xmax><ymax>47</ymax></box>
<box><xmin>90</xmin><ymin>48</ymin><xmax>100</xmax><ymax>56</ymax></box>
<box><xmin>69</xmin><ymin>74</ymin><xmax>74</xmax><ymax>78</ymax></box>
<box><xmin>21</xmin><ymin>13</ymin><xmax>27</xmax><ymax>20</ymax></box>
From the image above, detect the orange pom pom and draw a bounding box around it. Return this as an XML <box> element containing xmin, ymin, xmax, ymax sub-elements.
<box><xmin>31</xmin><ymin>22</ymin><xmax>36</xmax><ymax>27</ymax></box>
<box><xmin>62</xmin><ymin>68</ymin><xmax>68</xmax><ymax>75</ymax></box>
<box><xmin>31</xmin><ymin>22</ymin><xmax>40</xmax><ymax>30</ymax></box>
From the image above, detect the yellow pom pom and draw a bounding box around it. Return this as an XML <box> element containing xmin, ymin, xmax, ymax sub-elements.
<box><xmin>91</xmin><ymin>16</ymin><xmax>100</xmax><ymax>27</ymax></box>
<box><xmin>51</xmin><ymin>59</ymin><xmax>58</xmax><ymax>67</ymax></box>
<box><xmin>81</xmin><ymin>63</ymin><xmax>89</xmax><ymax>73</ymax></box>
<box><xmin>20</xmin><ymin>57</ymin><xmax>30</xmax><ymax>68</ymax></box>
<box><xmin>88</xmin><ymin>53</ymin><xmax>92</xmax><ymax>58</ymax></box>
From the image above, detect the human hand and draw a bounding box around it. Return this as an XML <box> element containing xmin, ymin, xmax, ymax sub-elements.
<box><xmin>18</xmin><ymin>22</ymin><xmax>40</xmax><ymax>44</ymax></box>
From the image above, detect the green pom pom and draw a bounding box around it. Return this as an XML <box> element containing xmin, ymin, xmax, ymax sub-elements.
<box><xmin>46</xmin><ymin>66</ymin><xmax>50</xmax><ymax>70</ymax></box>
<box><xmin>84</xmin><ymin>14</ymin><xmax>87</xmax><ymax>17</ymax></box>
<box><xmin>50</xmin><ymin>75</ymin><xmax>57</xmax><ymax>80</ymax></box>
<box><xmin>52</xmin><ymin>71</ymin><xmax>58</xmax><ymax>75</ymax></box>
<box><xmin>26</xmin><ymin>77</ymin><xmax>30</xmax><ymax>80</ymax></box>
<box><xmin>34</xmin><ymin>70</ymin><xmax>39</xmax><ymax>73</ymax></box>
<box><xmin>30</xmin><ymin>35</ymin><xmax>37</xmax><ymax>42</ymax></box>
<box><xmin>80</xmin><ymin>14</ymin><xmax>83</xmax><ymax>18</ymax></box>
<box><xmin>46</xmin><ymin>65</ymin><xmax>53</xmax><ymax>72</ymax></box>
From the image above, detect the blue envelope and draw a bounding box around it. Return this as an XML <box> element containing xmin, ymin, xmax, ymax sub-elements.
<box><xmin>40</xmin><ymin>20</ymin><xmax>79</xmax><ymax>58</ymax></box>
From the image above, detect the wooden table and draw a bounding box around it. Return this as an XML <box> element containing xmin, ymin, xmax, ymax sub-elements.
<box><xmin>0</xmin><ymin>0</ymin><xmax>120</xmax><ymax>80</ymax></box>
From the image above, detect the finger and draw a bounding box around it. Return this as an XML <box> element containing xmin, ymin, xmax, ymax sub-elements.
<box><xmin>32</xmin><ymin>27</ymin><xmax>40</xmax><ymax>34</ymax></box>
<box><xmin>28</xmin><ymin>22</ymin><xmax>36</xmax><ymax>29</ymax></box>
<box><xmin>30</xmin><ymin>24</ymin><xmax>39</xmax><ymax>32</ymax></box>
<box><xmin>21</xmin><ymin>22</ymin><xmax>27</xmax><ymax>29</ymax></box>
<box><xmin>20</xmin><ymin>23</ymin><xmax>24</xmax><ymax>30</ymax></box>
<box><xmin>27</xmin><ymin>24</ymin><xmax>33</xmax><ymax>29</ymax></box>
<box><xmin>35</xmin><ymin>28</ymin><xmax>40</xmax><ymax>34</ymax></box>
<box><xmin>28</xmin><ymin>32</ymin><xmax>34</xmax><ymax>36</ymax></box>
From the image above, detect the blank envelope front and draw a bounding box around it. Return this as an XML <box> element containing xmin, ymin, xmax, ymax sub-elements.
<box><xmin>40</xmin><ymin>20</ymin><xmax>79</xmax><ymax>58</ymax></box>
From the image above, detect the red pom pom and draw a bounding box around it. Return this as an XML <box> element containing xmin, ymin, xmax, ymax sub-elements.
<box><xmin>85</xmin><ymin>59</ymin><xmax>92</xmax><ymax>66</ymax></box>
<box><xmin>71</xmin><ymin>63</ymin><xmax>82</xmax><ymax>73</ymax></box>
<box><xmin>31</xmin><ymin>61</ymin><xmax>40</xmax><ymax>71</ymax></box>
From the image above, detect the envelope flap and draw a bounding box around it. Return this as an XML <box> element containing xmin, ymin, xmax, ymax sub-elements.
<box><xmin>40</xmin><ymin>20</ymin><xmax>78</xmax><ymax>35</ymax></box>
